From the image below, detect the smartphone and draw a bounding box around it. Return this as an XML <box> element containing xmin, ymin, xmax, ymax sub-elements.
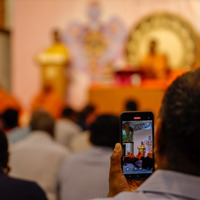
<box><xmin>120</xmin><ymin>111</ymin><xmax>154</xmax><ymax>180</ymax></box>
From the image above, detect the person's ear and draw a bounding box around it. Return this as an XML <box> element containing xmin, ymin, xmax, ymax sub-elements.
<box><xmin>154</xmin><ymin>118</ymin><xmax>168</xmax><ymax>169</ymax></box>
<box><xmin>154</xmin><ymin>117</ymin><xmax>163</xmax><ymax>168</ymax></box>
<box><xmin>3</xmin><ymin>151</ymin><xmax>10</xmax><ymax>175</ymax></box>
<box><xmin>154</xmin><ymin>118</ymin><xmax>162</xmax><ymax>156</ymax></box>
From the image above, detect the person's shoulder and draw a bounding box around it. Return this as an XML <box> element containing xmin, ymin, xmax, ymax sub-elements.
<box><xmin>60</xmin><ymin>148</ymin><xmax>91</xmax><ymax>169</ymax></box>
<box><xmin>0</xmin><ymin>175</ymin><xmax>47</xmax><ymax>200</ymax></box>
<box><xmin>92</xmin><ymin>191</ymin><xmax>142</xmax><ymax>200</ymax></box>
<box><xmin>17</xmin><ymin>178</ymin><xmax>48</xmax><ymax>199</ymax></box>
<box><xmin>52</xmin><ymin>140</ymin><xmax>71</xmax><ymax>153</ymax></box>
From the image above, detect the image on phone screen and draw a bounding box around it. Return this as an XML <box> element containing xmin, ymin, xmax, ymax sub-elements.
<box><xmin>121</xmin><ymin>112</ymin><xmax>154</xmax><ymax>179</ymax></box>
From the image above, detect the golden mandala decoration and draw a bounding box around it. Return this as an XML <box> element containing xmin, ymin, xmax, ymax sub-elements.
<box><xmin>126</xmin><ymin>13</ymin><xmax>200</xmax><ymax>70</ymax></box>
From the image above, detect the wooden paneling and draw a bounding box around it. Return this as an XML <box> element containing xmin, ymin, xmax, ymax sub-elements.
<box><xmin>0</xmin><ymin>0</ymin><xmax>5</xmax><ymax>29</ymax></box>
<box><xmin>89</xmin><ymin>85</ymin><xmax>165</xmax><ymax>121</ymax></box>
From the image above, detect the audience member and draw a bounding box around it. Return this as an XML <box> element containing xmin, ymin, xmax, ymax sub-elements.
<box><xmin>70</xmin><ymin>105</ymin><xmax>96</xmax><ymax>152</ymax></box>
<box><xmin>142</xmin><ymin>153</ymin><xmax>154</xmax><ymax>170</ymax></box>
<box><xmin>0</xmin><ymin>129</ymin><xmax>47</xmax><ymax>200</ymax></box>
<box><xmin>92</xmin><ymin>69</ymin><xmax>200</xmax><ymax>200</ymax></box>
<box><xmin>1</xmin><ymin>109</ymin><xmax>30</xmax><ymax>143</ymax></box>
<box><xmin>69</xmin><ymin>130</ymin><xmax>93</xmax><ymax>152</ymax></box>
<box><xmin>9</xmin><ymin>110</ymin><xmax>70</xmax><ymax>200</ymax></box>
<box><xmin>58</xmin><ymin>114</ymin><xmax>120</xmax><ymax>200</ymax></box>
<box><xmin>77</xmin><ymin>105</ymin><xmax>96</xmax><ymax>131</ymax></box>
<box><xmin>55</xmin><ymin>107</ymin><xmax>82</xmax><ymax>148</ymax></box>
<box><xmin>125</xmin><ymin>100</ymin><xmax>138</xmax><ymax>111</ymax></box>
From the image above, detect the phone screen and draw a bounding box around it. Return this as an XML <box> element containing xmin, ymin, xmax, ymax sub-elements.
<box><xmin>120</xmin><ymin>112</ymin><xmax>154</xmax><ymax>180</ymax></box>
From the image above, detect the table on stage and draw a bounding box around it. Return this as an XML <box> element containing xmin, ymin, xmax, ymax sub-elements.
<box><xmin>88</xmin><ymin>81</ymin><xmax>167</xmax><ymax>121</ymax></box>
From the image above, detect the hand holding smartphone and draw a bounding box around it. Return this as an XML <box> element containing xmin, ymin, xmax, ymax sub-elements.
<box><xmin>120</xmin><ymin>111</ymin><xmax>154</xmax><ymax>180</ymax></box>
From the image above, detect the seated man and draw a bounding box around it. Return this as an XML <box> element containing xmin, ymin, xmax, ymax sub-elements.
<box><xmin>136</xmin><ymin>152</ymin><xmax>142</xmax><ymax>160</ymax></box>
<box><xmin>0</xmin><ymin>129</ymin><xmax>47</xmax><ymax>200</ymax></box>
<box><xmin>57</xmin><ymin>114</ymin><xmax>120</xmax><ymax>200</ymax></box>
<box><xmin>9</xmin><ymin>110</ymin><xmax>70</xmax><ymax>200</ymax></box>
<box><xmin>93</xmin><ymin>69</ymin><xmax>200</xmax><ymax>199</ymax></box>
<box><xmin>55</xmin><ymin>107</ymin><xmax>82</xmax><ymax>148</ymax></box>
<box><xmin>141</xmin><ymin>40</ymin><xmax>169</xmax><ymax>79</ymax></box>
<box><xmin>1</xmin><ymin>109</ymin><xmax>30</xmax><ymax>143</ymax></box>
<box><xmin>126</xmin><ymin>152</ymin><xmax>135</xmax><ymax>158</ymax></box>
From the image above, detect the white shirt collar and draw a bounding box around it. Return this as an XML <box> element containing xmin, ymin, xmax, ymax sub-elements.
<box><xmin>136</xmin><ymin>169</ymin><xmax>200</xmax><ymax>199</ymax></box>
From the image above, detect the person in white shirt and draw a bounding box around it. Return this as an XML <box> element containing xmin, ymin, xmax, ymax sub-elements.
<box><xmin>9</xmin><ymin>109</ymin><xmax>70</xmax><ymax>200</ymax></box>
<box><xmin>69</xmin><ymin>105</ymin><xmax>96</xmax><ymax>152</ymax></box>
<box><xmin>57</xmin><ymin>114</ymin><xmax>120</xmax><ymax>200</ymax></box>
<box><xmin>92</xmin><ymin>69</ymin><xmax>200</xmax><ymax>200</ymax></box>
<box><xmin>55</xmin><ymin>107</ymin><xmax>82</xmax><ymax>148</ymax></box>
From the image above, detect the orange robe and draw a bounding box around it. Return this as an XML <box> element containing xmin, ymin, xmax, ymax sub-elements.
<box><xmin>0</xmin><ymin>88</ymin><xmax>22</xmax><ymax>114</ymax></box>
<box><xmin>136</xmin><ymin>154</ymin><xmax>142</xmax><ymax>160</ymax></box>
<box><xmin>31</xmin><ymin>90</ymin><xmax>64</xmax><ymax>119</ymax></box>
<box><xmin>126</xmin><ymin>154</ymin><xmax>135</xmax><ymax>158</ymax></box>
<box><xmin>141</xmin><ymin>53</ymin><xmax>168</xmax><ymax>79</ymax></box>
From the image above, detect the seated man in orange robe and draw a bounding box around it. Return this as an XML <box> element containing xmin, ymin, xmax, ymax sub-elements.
<box><xmin>136</xmin><ymin>152</ymin><xmax>143</xmax><ymax>160</ymax></box>
<box><xmin>141</xmin><ymin>40</ymin><xmax>169</xmax><ymax>79</ymax></box>
<box><xmin>31</xmin><ymin>83</ymin><xmax>64</xmax><ymax>119</ymax></box>
<box><xmin>126</xmin><ymin>151</ymin><xmax>135</xmax><ymax>158</ymax></box>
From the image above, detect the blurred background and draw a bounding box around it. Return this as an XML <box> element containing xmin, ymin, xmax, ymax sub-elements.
<box><xmin>1</xmin><ymin>0</ymin><xmax>200</xmax><ymax>123</ymax></box>
<box><xmin>1</xmin><ymin>1</ymin><xmax>200</xmax><ymax>200</ymax></box>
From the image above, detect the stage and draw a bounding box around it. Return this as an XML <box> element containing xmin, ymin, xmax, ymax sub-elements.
<box><xmin>88</xmin><ymin>81</ymin><xmax>167</xmax><ymax>120</ymax></box>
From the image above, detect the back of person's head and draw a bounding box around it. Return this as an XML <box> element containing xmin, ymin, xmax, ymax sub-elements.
<box><xmin>78</xmin><ymin>105</ymin><xmax>96</xmax><ymax>130</ymax></box>
<box><xmin>159</xmin><ymin>69</ymin><xmax>200</xmax><ymax>176</ymax></box>
<box><xmin>79</xmin><ymin>105</ymin><xmax>95</xmax><ymax>120</ymax></box>
<box><xmin>62</xmin><ymin>107</ymin><xmax>77</xmax><ymax>122</ymax></box>
<box><xmin>89</xmin><ymin>114</ymin><xmax>120</xmax><ymax>148</ymax></box>
<box><xmin>30</xmin><ymin>110</ymin><xmax>55</xmax><ymax>137</ymax></box>
<box><xmin>0</xmin><ymin>129</ymin><xmax>8</xmax><ymax>172</ymax></box>
<box><xmin>1</xmin><ymin>109</ymin><xmax>19</xmax><ymax>130</ymax></box>
<box><xmin>125</xmin><ymin>100</ymin><xmax>138</xmax><ymax>111</ymax></box>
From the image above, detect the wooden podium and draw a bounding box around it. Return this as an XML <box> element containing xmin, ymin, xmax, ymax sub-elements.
<box><xmin>36</xmin><ymin>53</ymin><xmax>68</xmax><ymax>96</ymax></box>
<box><xmin>138</xmin><ymin>146</ymin><xmax>145</xmax><ymax>157</ymax></box>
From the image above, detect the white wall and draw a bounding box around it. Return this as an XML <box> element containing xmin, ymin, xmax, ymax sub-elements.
<box><xmin>12</xmin><ymin>0</ymin><xmax>200</xmax><ymax>108</ymax></box>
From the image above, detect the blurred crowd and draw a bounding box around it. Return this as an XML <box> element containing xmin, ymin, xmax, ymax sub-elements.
<box><xmin>0</xmin><ymin>83</ymin><xmax>138</xmax><ymax>200</ymax></box>
<box><xmin>1</xmin><ymin>69</ymin><xmax>200</xmax><ymax>200</ymax></box>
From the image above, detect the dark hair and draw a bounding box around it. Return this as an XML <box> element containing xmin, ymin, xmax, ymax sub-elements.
<box><xmin>79</xmin><ymin>105</ymin><xmax>95</xmax><ymax>120</ymax></box>
<box><xmin>1</xmin><ymin>109</ymin><xmax>19</xmax><ymax>130</ymax></box>
<box><xmin>89</xmin><ymin>114</ymin><xmax>120</xmax><ymax>148</ymax></box>
<box><xmin>125</xmin><ymin>100</ymin><xmax>138</xmax><ymax>111</ymax></box>
<box><xmin>62</xmin><ymin>107</ymin><xmax>75</xmax><ymax>118</ymax></box>
<box><xmin>0</xmin><ymin>129</ymin><xmax>8</xmax><ymax>170</ymax></box>
<box><xmin>78</xmin><ymin>105</ymin><xmax>95</xmax><ymax>130</ymax></box>
<box><xmin>159</xmin><ymin>69</ymin><xmax>200</xmax><ymax>176</ymax></box>
<box><xmin>30</xmin><ymin>110</ymin><xmax>55</xmax><ymax>137</ymax></box>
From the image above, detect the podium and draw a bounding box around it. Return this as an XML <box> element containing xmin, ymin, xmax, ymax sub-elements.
<box><xmin>138</xmin><ymin>146</ymin><xmax>145</xmax><ymax>157</ymax></box>
<box><xmin>36</xmin><ymin>53</ymin><xmax>68</xmax><ymax>96</ymax></box>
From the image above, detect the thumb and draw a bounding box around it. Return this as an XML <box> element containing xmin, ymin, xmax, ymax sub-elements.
<box><xmin>110</xmin><ymin>143</ymin><xmax>123</xmax><ymax>177</ymax></box>
<box><xmin>109</xmin><ymin>143</ymin><xmax>130</xmax><ymax>197</ymax></box>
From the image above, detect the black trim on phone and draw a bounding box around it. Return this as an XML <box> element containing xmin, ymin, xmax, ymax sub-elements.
<box><xmin>120</xmin><ymin>111</ymin><xmax>154</xmax><ymax>180</ymax></box>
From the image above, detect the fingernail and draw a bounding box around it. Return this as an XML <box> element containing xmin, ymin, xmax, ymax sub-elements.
<box><xmin>114</xmin><ymin>143</ymin><xmax>120</xmax><ymax>151</ymax></box>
